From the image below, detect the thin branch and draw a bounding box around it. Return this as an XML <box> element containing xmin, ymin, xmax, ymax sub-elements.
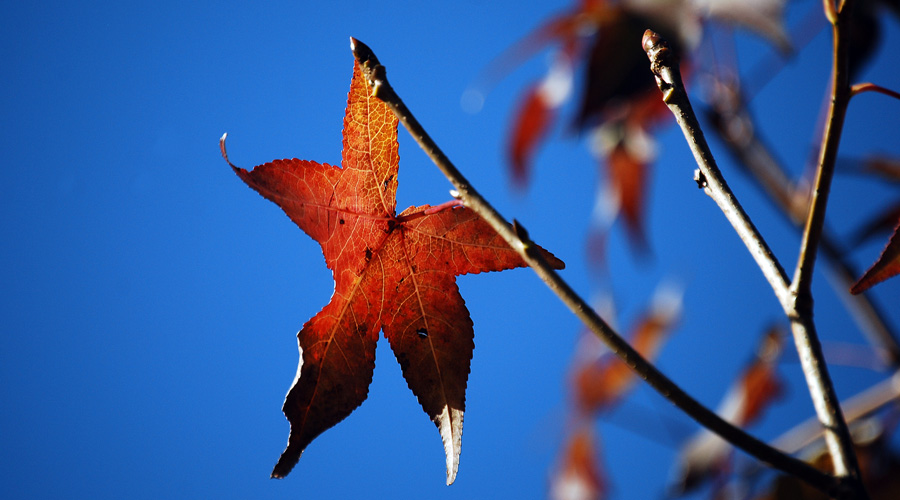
<box><xmin>785</xmin><ymin>2</ymin><xmax>868</xmax><ymax>494</ymax></box>
<box><xmin>348</xmin><ymin>36</ymin><xmax>839</xmax><ymax>498</ymax></box>
<box><xmin>642</xmin><ymin>28</ymin><xmax>867</xmax><ymax>499</ymax></box>
<box><xmin>738</xmin><ymin>371</ymin><xmax>900</xmax><ymax>487</ymax></box>
<box><xmin>851</xmin><ymin>82</ymin><xmax>900</xmax><ymax>101</ymax></box>
<box><xmin>793</xmin><ymin>21</ymin><xmax>851</xmax><ymax>297</ymax></box>
<box><xmin>704</xmin><ymin>78</ymin><xmax>900</xmax><ymax>367</ymax></box>
<box><xmin>641</xmin><ymin>30</ymin><xmax>792</xmax><ymax>307</ymax></box>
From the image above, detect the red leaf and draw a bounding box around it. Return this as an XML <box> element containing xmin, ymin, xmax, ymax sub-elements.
<box><xmin>669</xmin><ymin>327</ymin><xmax>784</xmax><ymax>495</ymax></box>
<box><xmin>851</xmin><ymin>218</ymin><xmax>900</xmax><ymax>294</ymax></box>
<box><xmin>606</xmin><ymin>137</ymin><xmax>650</xmax><ymax>251</ymax></box>
<box><xmin>573</xmin><ymin>285</ymin><xmax>680</xmax><ymax>414</ymax></box>
<box><xmin>735</xmin><ymin>328</ymin><xmax>784</xmax><ymax>426</ymax></box>
<box><xmin>508</xmin><ymin>85</ymin><xmax>555</xmax><ymax>187</ymax></box>
<box><xmin>507</xmin><ymin>56</ymin><xmax>573</xmax><ymax>188</ymax></box>
<box><xmin>228</xmin><ymin>59</ymin><xmax>564</xmax><ymax>484</ymax></box>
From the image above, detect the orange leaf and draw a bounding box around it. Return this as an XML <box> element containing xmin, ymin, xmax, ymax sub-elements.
<box><xmin>228</xmin><ymin>58</ymin><xmax>564</xmax><ymax>484</ymax></box>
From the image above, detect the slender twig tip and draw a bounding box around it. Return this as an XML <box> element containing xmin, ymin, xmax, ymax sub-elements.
<box><xmin>349</xmin><ymin>37</ymin><xmax>378</xmax><ymax>68</ymax></box>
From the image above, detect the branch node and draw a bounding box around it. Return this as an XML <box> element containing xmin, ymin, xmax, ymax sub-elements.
<box><xmin>693</xmin><ymin>169</ymin><xmax>708</xmax><ymax>190</ymax></box>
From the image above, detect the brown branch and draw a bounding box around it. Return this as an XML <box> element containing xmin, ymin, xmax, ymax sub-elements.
<box><xmin>642</xmin><ymin>27</ymin><xmax>867</xmax><ymax>499</ymax></box>
<box><xmin>349</xmin><ymin>36</ymin><xmax>840</xmax><ymax>498</ymax></box>
<box><xmin>785</xmin><ymin>3</ymin><xmax>868</xmax><ymax>495</ymax></box>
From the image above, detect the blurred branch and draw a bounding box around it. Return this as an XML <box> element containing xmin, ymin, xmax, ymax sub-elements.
<box><xmin>349</xmin><ymin>36</ymin><xmax>839</xmax><ymax>498</ymax></box>
<box><xmin>642</xmin><ymin>24</ymin><xmax>867</xmax><ymax>499</ymax></box>
<box><xmin>773</xmin><ymin>371</ymin><xmax>900</xmax><ymax>455</ymax></box>
<box><xmin>704</xmin><ymin>78</ymin><xmax>900</xmax><ymax>367</ymax></box>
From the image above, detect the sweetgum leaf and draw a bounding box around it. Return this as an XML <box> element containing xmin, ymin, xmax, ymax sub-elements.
<box><xmin>228</xmin><ymin>58</ymin><xmax>564</xmax><ymax>485</ymax></box>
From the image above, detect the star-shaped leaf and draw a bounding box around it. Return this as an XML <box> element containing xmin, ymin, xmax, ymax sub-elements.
<box><xmin>224</xmin><ymin>58</ymin><xmax>564</xmax><ymax>485</ymax></box>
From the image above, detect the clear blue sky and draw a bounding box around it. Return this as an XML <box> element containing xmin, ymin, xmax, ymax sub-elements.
<box><xmin>2</xmin><ymin>1</ymin><xmax>898</xmax><ymax>499</ymax></box>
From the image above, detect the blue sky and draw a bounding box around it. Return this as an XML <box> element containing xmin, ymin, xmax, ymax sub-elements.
<box><xmin>2</xmin><ymin>1</ymin><xmax>899</xmax><ymax>499</ymax></box>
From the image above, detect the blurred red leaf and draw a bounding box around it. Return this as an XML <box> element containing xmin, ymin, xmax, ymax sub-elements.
<box><xmin>851</xmin><ymin>218</ymin><xmax>900</xmax><ymax>294</ymax></box>
<box><xmin>226</xmin><ymin>58</ymin><xmax>564</xmax><ymax>483</ymax></box>
<box><xmin>550</xmin><ymin>426</ymin><xmax>607</xmax><ymax>500</ymax></box>
<box><xmin>573</xmin><ymin>285</ymin><xmax>681</xmax><ymax>414</ymax></box>
<box><xmin>605</xmin><ymin>134</ymin><xmax>651</xmax><ymax>250</ymax></box>
<box><xmin>508</xmin><ymin>83</ymin><xmax>558</xmax><ymax>187</ymax></box>
<box><xmin>669</xmin><ymin>327</ymin><xmax>785</xmax><ymax>495</ymax></box>
<box><xmin>863</xmin><ymin>156</ymin><xmax>900</xmax><ymax>182</ymax></box>
<box><xmin>736</xmin><ymin>328</ymin><xmax>785</xmax><ymax>425</ymax></box>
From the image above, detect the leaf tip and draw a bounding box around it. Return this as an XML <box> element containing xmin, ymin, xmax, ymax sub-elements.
<box><xmin>436</xmin><ymin>405</ymin><xmax>463</xmax><ymax>486</ymax></box>
<box><xmin>219</xmin><ymin>132</ymin><xmax>240</xmax><ymax>172</ymax></box>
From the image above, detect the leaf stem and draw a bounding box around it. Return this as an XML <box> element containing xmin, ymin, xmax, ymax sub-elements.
<box><xmin>850</xmin><ymin>82</ymin><xmax>900</xmax><ymax>101</ymax></box>
<box><xmin>349</xmin><ymin>36</ymin><xmax>839</xmax><ymax>498</ymax></box>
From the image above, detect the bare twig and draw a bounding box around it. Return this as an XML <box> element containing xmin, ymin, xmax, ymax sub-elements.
<box><xmin>349</xmin><ymin>36</ymin><xmax>839</xmax><ymax>497</ymax></box>
<box><xmin>705</xmin><ymin>78</ymin><xmax>900</xmax><ymax>366</ymax></box>
<box><xmin>785</xmin><ymin>3</ymin><xmax>868</xmax><ymax>494</ymax></box>
<box><xmin>641</xmin><ymin>30</ymin><xmax>791</xmax><ymax>306</ymax></box>
<box><xmin>642</xmin><ymin>26</ymin><xmax>867</xmax><ymax>499</ymax></box>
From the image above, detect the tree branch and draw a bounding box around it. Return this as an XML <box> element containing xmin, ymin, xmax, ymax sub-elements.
<box><xmin>640</xmin><ymin>30</ymin><xmax>791</xmax><ymax>306</ymax></box>
<box><xmin>704</xmin><ymin>77</ymin><xmax>900</xmax><ymax>367</ymax></box>
<box><xmin>784</xmin><ymin>3</ymin><xmax>868</xmax><ymax>494</ymax></box>
<box><xmin>349</xmin><ymin>36</ymin><xmax>839</xmax><ymax>498</ymax></box>
<box><xmin>642</xmin><ymin>27</ymin><xmax>867</xmax><ymax>499</ymax></box>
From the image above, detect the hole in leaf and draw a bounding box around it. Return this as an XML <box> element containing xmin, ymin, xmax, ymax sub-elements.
<box><xmin>416</xmin><ymin>328</ymin><xmax>428</xmax><ymax>338</ymax></box>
